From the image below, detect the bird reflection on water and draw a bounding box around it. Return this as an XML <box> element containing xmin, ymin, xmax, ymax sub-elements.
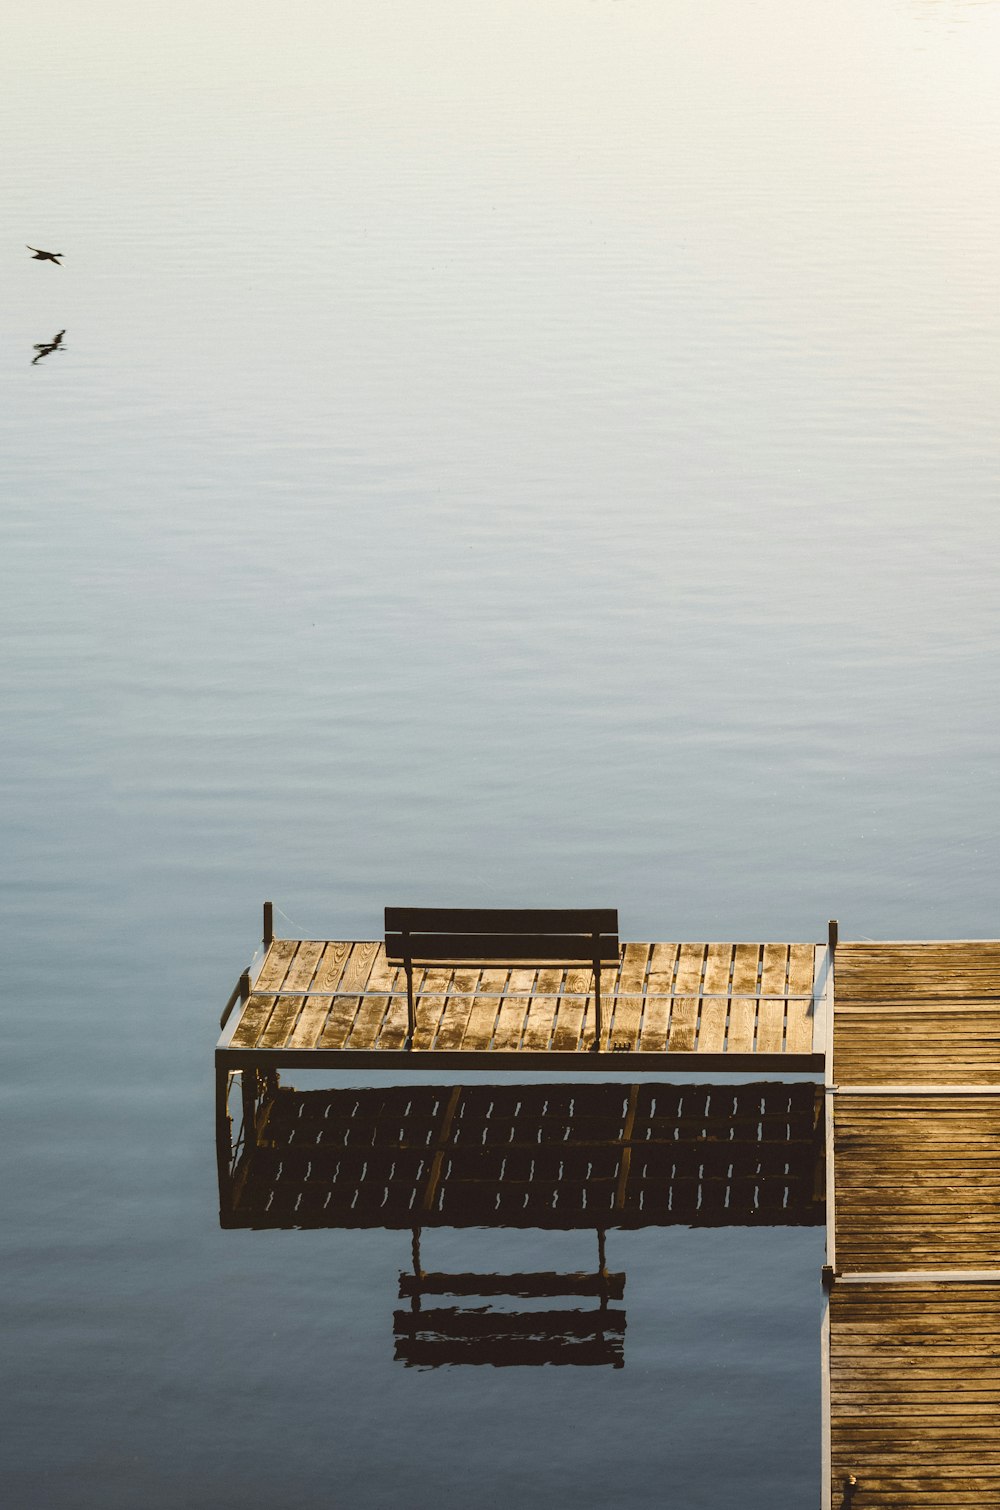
<box><xmin>217</xmin><ymin>1079</ymin><xmax>824</xmax><ymax>1369</ymax></box>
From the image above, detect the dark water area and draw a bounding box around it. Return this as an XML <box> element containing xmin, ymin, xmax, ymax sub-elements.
<box><xmin>4</xmin><ymin>0</ymin><xmax>1000</xmax><ymax>1504</ymax></box>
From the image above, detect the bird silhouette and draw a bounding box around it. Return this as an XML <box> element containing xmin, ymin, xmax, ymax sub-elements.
<box><xmin>27</xmin><ymin>246</ymin><xmax>63</xmax><ymax>264</ymax></box>
<box><xmin>31</xmin><ymin>330</ymin><xmax>66</xmax><ymax>365</ymax></box>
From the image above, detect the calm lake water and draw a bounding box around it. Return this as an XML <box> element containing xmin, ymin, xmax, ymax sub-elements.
<box><xmin>3</xmin><ymin>1</ymin><xmax>999</xmax><ymax>1505</ymax></box>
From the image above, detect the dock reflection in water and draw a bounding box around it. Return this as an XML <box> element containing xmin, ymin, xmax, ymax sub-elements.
<box><xmin>218</xmin><ymin>1080</ymin><xmax>823</xmax><ymax>1369</ymax></box>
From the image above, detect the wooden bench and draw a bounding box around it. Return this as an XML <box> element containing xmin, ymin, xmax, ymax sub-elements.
<box><xmin>385</xmin><ymin>906</ymin><xmax>620</xmax><ymax>1051</ymax></box>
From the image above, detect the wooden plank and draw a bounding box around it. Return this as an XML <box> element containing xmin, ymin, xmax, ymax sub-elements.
<box><xmin>434</xmin><ymin>968</ymin><xmax>484</xmax><ymax>1050</ymax></box>
<box><xmin>757</xmin><ymin>944</ymin><xmax>789</xmax><ymax>1053</ymax></box>
<box><xmin>785</xmin><ymin>942</ymin><xmax>817</xmax><ymax>1053</ymax></box>
<box><xmin>285</xmin><ymin>940</ymin><xmax>353</xmax><ymax>1049</ymax></box>
<box><xmin>640</xmin><ymin>943</ymin><xmax>678</xmax><ymax>1051</ymax></box>
<box><xmin>375</xmin><ymin>993</ymin><xmax>412</xmax><ymax>1051</ymax></box>
<box><xmin>727</xmin><ymin>943</ymin><xmax>760</xmax><ymax>1054</ymax></box>
<box><xmin>315</xmin><ymin>942</ymin><xmax>380</xmax><ymax>1048</ymax></box>
<box><xmin>311</xmin><ymin>940</ymin><xmax>355</xmax><ymax>993</ymax></box>
<box><xmin>551</xmin><ymin>965</ymin><xmax>594</xmax><ymax>1051</ymax></box>
<box><xmin>610</xmin><ymin>944</ymin><xmax>649</xmax><ymax>1049</ymax></box>
<box><xmin>385</xmin><ymin>906</ymin><xmax>618</xmax><ymax>934</ymax></box>
<box><xmin>522</xmin><ymin>967</ymin><xmax>564</xmax><ymax>1051</ymax></box>
<box><xmin>345</xmin><ymin>948</ymin><xmax>400</xmax><ymax>1049</ymax></box>
<box><xmin>461</xmin><ymin>968</ymin><xmax>508</xmax><ymax>1050</ymax></box>
<box><xmin>667</xmin><ymin>944</ymin><xmax>705</xmax><ymax>1052</ymax></box>
<box><xmin>696</xmin><ymin>943</ymin><xmax>732</xmax><ymax>1054</ymax></box>
<box><xmin>339</xmin><ymin>939</ymin><xmax>381</xmax><ymax>993</ymax></box>
<box><xmin>229</xmin><ymin>938</ymin><xmax>297</xmax><ymax>1047</ymax></box>
<box><xmin>255</xmin><ymin>938</ymin><xmax>300</xmax><ymax>991</ymax></box>
<box><xmin>386</xmin><ymin>931</ymin><xmax>620</xmax><ymax>963</ymax></box>
<box><xmin>257</xmin><ymin>940</ymin><xmax>325</xmax><ymax>1047</ymax></box>
<box><xmin>491</xmin><ymin>967</ymin><xmax>537</xmax><ymax>1052</ymax></box>
<box><xmin>412</xmin><ymin>966</ymin><xmax>455</xmax><ymax>1051</ymax></box>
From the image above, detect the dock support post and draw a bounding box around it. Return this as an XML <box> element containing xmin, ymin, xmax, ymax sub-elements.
<box><xmin>263</xmin><ymin>900</ymin><xmax>273</xmax><ymax>947</ymax></box>
<box><xmin>593</xmin><ymin>954</ymin><xmax>603</xmax><ymax>1049</ymax></box>
<box><xmin>404</xmin><ymin>958</ymin><xmax>415</xmax><ymax>1050</ymax></box>
<box><xmin>828</xmin><ymin>918</ymin><xmax>838</xmax><ymax>952</ymax></box>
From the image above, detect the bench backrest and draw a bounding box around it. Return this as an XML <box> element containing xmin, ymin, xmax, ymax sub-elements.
<box><xmin>385</xmin><ymin>907</ymin><xmax>620</xmax><ymax>967</ymax></box>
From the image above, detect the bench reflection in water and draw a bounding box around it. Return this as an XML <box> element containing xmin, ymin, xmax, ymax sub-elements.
<box><xmin>217</xmin><ymin>1080</ymin><xmax>823</xmax><ymax>1368</ymax></box>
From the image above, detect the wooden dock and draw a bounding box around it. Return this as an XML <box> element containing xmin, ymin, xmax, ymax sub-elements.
<box><xmin>825</xmin><ymin>942</ymin><xmax>1000</xmax><ymax>1509</ymax></box>
<box><xmin>217</xmin><ymin>933</ymin><xmax>826</xmax><ymax>1073</ymax></box>
<box><xmin>215</xmin><ymin>917</ymin><xmax>1000</xmax><ymax>1501</ymax></box>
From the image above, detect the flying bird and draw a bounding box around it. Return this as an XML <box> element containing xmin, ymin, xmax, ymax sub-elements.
<box><xmin>31</xmin><ymin>330</ymin><xmax>66</xmax><ymax>364</ymax></box>
<box><xmin>27</xmin><ymin>246</ymin><xmax>63</xmax><ymax>264</ymax></box>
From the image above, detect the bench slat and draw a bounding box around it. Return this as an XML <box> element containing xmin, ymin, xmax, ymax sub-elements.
<box><xmin>385</xmin><ymin>906</ymin><xmax>618</xmax><ymax>935</ymax></box>
<box><xmin>386</xmin><ymin>931</ymin><xmax>620</xmax><ymax>964</ymax></box>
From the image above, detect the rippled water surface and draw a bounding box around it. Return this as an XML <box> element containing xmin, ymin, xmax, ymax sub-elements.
<box><xmin>3</xmin><ymin>1</ymin><xmax>999</xmax><ymax>1505</ymax></box>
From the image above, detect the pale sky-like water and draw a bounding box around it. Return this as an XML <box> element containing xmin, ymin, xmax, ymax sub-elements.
<box><xmin>2</xmin><ymin>2</ymin><xmax>999</xmax><ymax>1505</ymax></box>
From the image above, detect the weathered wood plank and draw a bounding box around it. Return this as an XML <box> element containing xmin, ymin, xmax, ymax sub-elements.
<box><xmin>727</xmin><ymin>943</ymin><xmax>760</xmax><ymax>1054</ymax></box>
<box><xmin>315</xmin><ymin>941</ymin><xmax>381</xmax><ymax>1048</ymax></box>
<box><xmin>521</xmin><ymin>967</ymin><xmax>563</xmax><ymax>1051</ymax></box>
<box><xmin>345</xmin><ymin>948</ymin><xmax>400</xmax><ymax>1049</ymax></box>
<box><xmin>667</xmin><ymin>944</ymin><xmax>705</xmax><ymax>1052</ymax></box>
<box><xmin>230</xmin><ymin>938</ymin><xmax>297</xmax><ymax>1047</ymax></box>
<box><xmin>257</xmin><ymin>940</ymin><xmax>325</xmax><ymax>1047</ymax></box>
<box><xmin>284</xmin><ymin>940</ymin><xmax>354</xmax><ymax>1049</ymax></box>
<box><xmin>385</xmin><ymin>906</ymin><xmax>618</xmax><ymax>934</ymax></box>
<box><xmin>640</xmin><ymin>943</ymin><xmax>678</xmax><ymax>1051</ymax></box>
<box><xmin>696</xmin><ymin>943</ymin><xmax>732</xmax><ymax>1054</ymax></box>
<box><xmin>757</xmin><ymin>944</ymin><xmax>789</xmax><ymax>1053</ymax></box>
<box><xmin>434</xmin><ymin>968</ymin><xmax>485</xmax><ymax>1050</ymax></box>
<box><xmin>491</xmin><ymin>967</ymin><xmax>536</xmax><ymax>1052</ymax></box>
<box><xmin>461</xmin><ymin>968</ymin><xmax>508</xmax><ymax>1050</ymax></box>
<box><xmin>551</xmin><ymin>965</ymin><xmax>594</xmax><ymax>1051</ymax></box>
<box><xmin>610</xmin><ymin>944</ymin><xmax>649</xmax><ymax>1049</ymax></box>
<box><xmin>785</xmin><ymin>942</ymin><xmax>817</xmax><ymax>1053</ymax></box>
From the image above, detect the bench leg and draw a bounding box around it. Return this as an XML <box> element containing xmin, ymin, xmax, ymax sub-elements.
<box><xmin>593</xmin><ymin>963</ymin><xmax>603</xmax><ymax>1050</ymax></box>
<box><xmin>405</xmin><ymin>961</ymin><xmax>415</xmax><ymax>1050</ymax></box>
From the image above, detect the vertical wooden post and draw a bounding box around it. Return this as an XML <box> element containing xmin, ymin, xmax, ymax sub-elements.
<box><xmin>263</xmin><ymin>900</ymin><xmax>274</xmax><ymax>947</ymax></box>
<box><xmin>828</xmin><ymin>918</ymin><xmax>839</xmax><ymax>952</ymax></box>
<box><xmin>593</xmin><ymin>951</ymin><xmax>603</xmax><ymax>1050</ymax></box>
<box><xmin>404</xmin><ymin>956</ymin><xmax>415</xmax><ymax>1049</ymax></box>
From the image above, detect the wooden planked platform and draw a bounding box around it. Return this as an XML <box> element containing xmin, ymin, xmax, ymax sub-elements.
<box><xmin>217</xmin><ymin>937</ymin><xmax>825</xmax><ymax>1070</ymax></box>
<box><xmin>829</xmin><ymin>1281</ymin><xmax>1000</xmax><ymax>1508</ymax></box>
<box><xmin>826</xmin><ymin>942</ymin><xmax>1000</xmax><ymax>1508</ymax></box>
<box><xmin>833</xmin><ymin>941</ymin><xmax>1000</xmax><ymax>1086</ymax></box>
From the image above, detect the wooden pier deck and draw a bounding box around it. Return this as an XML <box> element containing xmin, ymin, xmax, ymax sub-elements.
<box><xmin>217</xmin><ymin>935</ymin><xmax>826</xmax><ymax>1072</ymax></box>
<box><xmin>215</xmin><ymin>919</ymin><xmax>1000</xmax><ymax>1502</ymax></box>
<box><xmin>825</xmin><ymin>942</ymin><xmax>1000</xmax><ymax>1509</ymax></box>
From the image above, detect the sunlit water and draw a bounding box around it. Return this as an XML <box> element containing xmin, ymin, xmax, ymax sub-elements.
<box><xmin>2</xmin><ymin>0</ymin><xmax>999</xmax><ymax>1504</ymax></box>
